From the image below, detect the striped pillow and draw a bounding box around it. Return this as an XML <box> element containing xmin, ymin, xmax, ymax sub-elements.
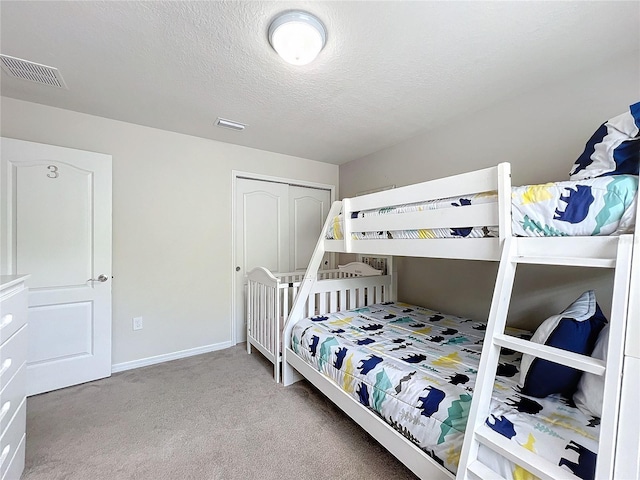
<box><xmin>569</xmin><ymin>102</ymin><xmax>640</xmax><ymax>180</ymax></box>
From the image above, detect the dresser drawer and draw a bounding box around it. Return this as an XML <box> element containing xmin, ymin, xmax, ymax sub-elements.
<box><xmin>0</xmin><ymin>287</ymin><xmax>28</xmax><ymax>345</ymax></box>
<box><xmin>0</xmin><ymin>398</ymin><xmax>26</xmax><ymax>479</ymax></box>
<box><xmin>0</xmin><ymin>363</ymin><xmax>25</xmax><ymax>435</ymax></box>
<box><xmin>0</xmin><ymin>326</ymin><xmax>27</xmax><ymax>392</ymax></box>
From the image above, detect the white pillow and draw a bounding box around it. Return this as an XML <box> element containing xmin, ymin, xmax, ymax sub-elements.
<box><xmin>573</xmin><ymin>325</ymin><xmax>609</xmax><ymax>418</ymax></box>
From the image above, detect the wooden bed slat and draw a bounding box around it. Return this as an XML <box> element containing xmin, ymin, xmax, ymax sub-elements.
<box><xmin>348</xmin><ymin>164</ymin><xmax>503</xmax><ymax>212</ymax></box>
<box><xmin>493</xmin><ymin>334</ymin><xmax>606</xmax><ymax>375</ymax></box>
<box><xmin>350</xmin><ymin>202</ymin><xmax>498</xmax><ymax>232</ymax></box>
<box><xmin>334</xmin><ymin>238</ymin><xmax>502</xmax><ymax>261</ymax></box>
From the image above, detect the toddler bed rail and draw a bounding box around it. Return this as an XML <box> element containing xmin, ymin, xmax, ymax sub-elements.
<box><xmin>246</xmin><ymin>261</ymin><xmax>389</xmax><ymax>382</ymax></box>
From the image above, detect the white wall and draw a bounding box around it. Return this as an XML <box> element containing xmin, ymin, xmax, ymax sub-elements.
<box><xmin>340</xmin><ymin>56</ymin><xmax>638</xmax><ymax>329</ymax></box>
<box><xmin>1</xmin><ymin>97</ymin><xmax>338</xmax><ymax>366</ymax></box>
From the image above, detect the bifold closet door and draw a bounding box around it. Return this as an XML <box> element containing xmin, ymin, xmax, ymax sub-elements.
<box><xmin>288</xmin><ymin>186</ymin><xmax>331</xmax><ymax>272</ymax></box>
<box><xmin>234</xmin><ymin>179</ymin><xmax>331</xmax><ymax>343</ymax></box>
<box><xmin>235</xmin><ymin>179</ymin><xmax>290</xmax><ymax>344</ymax></box>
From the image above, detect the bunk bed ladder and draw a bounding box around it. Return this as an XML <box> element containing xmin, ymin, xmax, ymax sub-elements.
<box><xmin>457</xmin><ymin>235</ymin><xmax>634</xmax><ymax>480</ymax></box>
<box><xmin>283</xmin><ymin>200</ymin><xmax>344</xmax><ymax>386</ymax></box>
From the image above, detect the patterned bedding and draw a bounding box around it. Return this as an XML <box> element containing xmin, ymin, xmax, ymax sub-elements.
<box><xmin>326</xmin><ymin>175</ymin><xmax>638</xmax><ymax>239</ymax></box>
<box><xmin>291</xmin><ymin>302</ymin><xmax>601</xmax><ymax>480</ymax></box>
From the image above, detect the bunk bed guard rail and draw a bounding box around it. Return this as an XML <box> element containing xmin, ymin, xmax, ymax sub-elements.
<box><xmin>325</xmin><ymin>163</ymin><xmax>512</xmax><ymax>260</ymax></box>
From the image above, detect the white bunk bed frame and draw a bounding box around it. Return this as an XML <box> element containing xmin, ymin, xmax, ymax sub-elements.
<box><xmin>280</xmin><ymin>163</ymin><xmax>639</xmax><ymax>480</ymax></box>
<box><xmin>246</xmin><ymin>261</ymin><xmax>385</xmax><ymax>383</ymax></box>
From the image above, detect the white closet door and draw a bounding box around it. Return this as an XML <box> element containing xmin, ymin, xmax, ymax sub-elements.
<box><xmin>1</xmin><ymin>138</ymin><xmax>112</xmax><ymax>395</ymax></box>
<box><xmin>235</xmin><ymin>179</ymin><xmax>290</xmax><ymax>343</ymax></box>
<box><xmin>289</xmin><ymin>186</ymin><xmax>331</xmax><ymax>272</ymax></box>
<box><xmin>234</xmin><ymin>178</ymin><xmax>332</xmax><ymax>344</ymax></box>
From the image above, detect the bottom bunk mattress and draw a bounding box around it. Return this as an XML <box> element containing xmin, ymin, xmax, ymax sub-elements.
<box><xmin>291</xmin><ymin>302</ymin><xmax>601</xmax><ymax>480</ymax></box>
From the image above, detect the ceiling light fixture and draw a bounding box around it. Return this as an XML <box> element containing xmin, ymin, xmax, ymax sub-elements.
<box><xmin>268</xmin><ymin>11</ymin><xmax>327</xmax><ymax>66</ymax></box>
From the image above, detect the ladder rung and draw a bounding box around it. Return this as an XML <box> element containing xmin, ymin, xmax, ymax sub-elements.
<box><xmin>467</xmin><ymin>460</ymin><xmax>507</xmax><ymax>480</ymax></box>
<box><xmin>475</xmin><ymin>424</ymin><xmax>581</xmax><ymax>480</ymax></box>
<box><xmin>512</xmin><ymin>255</ymin><xmax>615</xmax><ymax>268</ymax></box>
<box><xmin>494</xmin><ymin>334</ymin><xmax>606</xmax><ymax>376</ymax></box>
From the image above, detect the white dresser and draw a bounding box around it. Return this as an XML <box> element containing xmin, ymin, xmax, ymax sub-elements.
<box><xmin>0</xmin><ymin>276</ymin><xmax>28</xmax><ymax>480</ymax></box>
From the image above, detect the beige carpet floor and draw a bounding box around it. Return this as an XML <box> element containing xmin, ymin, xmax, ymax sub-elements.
<box><xmin>21</xmin><ymin>344</ymin><xmax>418</xmax><ymax>480</ymax></box>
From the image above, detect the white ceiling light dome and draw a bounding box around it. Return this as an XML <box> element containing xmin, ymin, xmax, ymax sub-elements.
<box><xmin>268</xmin><ymin>11</ymin><xmax>327</xmax><ymax>66</ymax></box>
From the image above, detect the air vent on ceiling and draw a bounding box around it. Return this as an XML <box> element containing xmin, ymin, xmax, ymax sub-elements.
<box><xmin>215</xmin><ymin>117</ymin><xmax>246</xmax><ymax>131</ymax></box>
<box><xmin>0</xmin><ymin>54</ymin><xmax>67</xmax><ymax>89</ymax></box>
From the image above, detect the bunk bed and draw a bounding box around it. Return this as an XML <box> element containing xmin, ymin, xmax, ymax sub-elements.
<box><xmin>279</xmin><ymin>162</ymin><xmax>639</xmax><ymax>480</ymax></box>
<box><xmin>246</xmin><ymin>261</ymin><xmax>384</xmax><ymax>383</ymax></box>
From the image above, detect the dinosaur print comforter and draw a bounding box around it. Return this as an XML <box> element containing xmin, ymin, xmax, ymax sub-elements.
<box><xmin>291</xmin><ymin>302</ymin><xmax>601</xmax><ymax>480</ymax></box>
<box><xmin>325</xmin><ymin>175</ymin><xmax>637</xmax><ymax>239</ymax></box>
<box><xmin>511</xmin><ymin>175</ymin><xmax>637</xmax><ymax>237</ymax></box>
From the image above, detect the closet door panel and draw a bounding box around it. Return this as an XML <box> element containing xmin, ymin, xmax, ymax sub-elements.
<box><xmin>289</xmin><ymin>186</ymin><xmax>331</xmax><ymax>272</ymax></box>
<box><xmin>235</xmin><ymin>178</ymin><xmax>289</xmax><ymax>342</ymax></box>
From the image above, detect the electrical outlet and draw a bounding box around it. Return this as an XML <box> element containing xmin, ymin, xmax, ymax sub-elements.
<box><xmin>133</xmin><ymin>316</ymin><xmax>143</xmax><ymax>330</ymax></box>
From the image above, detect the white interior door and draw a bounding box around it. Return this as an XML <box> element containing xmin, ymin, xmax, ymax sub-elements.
<box><xmin>234</xmin><ymin>178</ymin><xmax>332</xmax><ymax>344</ymax></box>
<box><xmin>289</xmin><ymin>186</ymin><xmax>331</xmax><ymax>272</ymax></box>
<box><xmin>1</xmin><ymin>138</ymin><xmax>112</xmax><ymax>395</ymax></box>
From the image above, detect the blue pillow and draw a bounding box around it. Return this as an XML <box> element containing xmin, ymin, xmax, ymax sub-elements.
<box><xmin>519</xmin><ymin>291</ymin><xmax>607</xmax><ymax>398</ymax></box>
<box><xmin>569</xmin><ymin>102</ymin><xmax>640</xmax><ymax>180</ymax></box>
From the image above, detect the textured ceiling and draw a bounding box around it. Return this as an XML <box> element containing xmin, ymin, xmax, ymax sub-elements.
<box><xmin>1</xmin><ymin>1</ymin><xmax>639</xmax><ymax>165</ymax></box>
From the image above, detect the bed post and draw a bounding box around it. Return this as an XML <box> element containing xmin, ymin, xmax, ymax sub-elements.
<box><xmin>342</xmin><ymin>197</ymin><xmax>353</xmax><ymax>253</ymax></box>
<box><xmin>282</xmin><ymin>201</ymin><xmax>343</xmax><ymax>386</ymax></box>
<box><xmin>496</xmin><ymin>162</ymin><xmax>512</xmax><ymax>243</ymax></box>
<box><xmin>388</xmin><ymin>256</ymin><xmax>397</xmax><ymax>302</ymax></box>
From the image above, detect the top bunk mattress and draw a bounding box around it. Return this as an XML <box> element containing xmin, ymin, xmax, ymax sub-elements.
<box><xmin>326</xmin><ymin>175</ymin><xmax>638</xmax><ymax>239</ymax></box>
<box><xmin>291</xmin><ymin>301</ymin><xmax>601</xmax><ymax>480</ymax></box>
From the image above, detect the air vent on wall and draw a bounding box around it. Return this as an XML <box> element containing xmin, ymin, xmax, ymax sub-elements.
<box><xmin>0</xmin><ymin>54</ymin><xmax>67</xmax><ymax>89</ymax></box>
<box><xmin>215</xmin><ymin>117</ymin><xmax>246</xmax><ymax>131</ymax></box>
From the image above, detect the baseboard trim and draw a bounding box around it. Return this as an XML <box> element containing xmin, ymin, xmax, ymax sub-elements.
<box><xmin>111</xmin><ymin>341</ymin><xmax>234</xmax><ymax>373</ymax></box>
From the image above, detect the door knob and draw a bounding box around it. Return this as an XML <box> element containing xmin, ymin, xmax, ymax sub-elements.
<box><xmin>89</xmin><ymin>274</ymin><xmax>109</xmax><ymax>283</ymax></box>
<box><xmin>236</xmin><ymin>266</ymin><xmax>241</xmax><ymax>272</ymax></box>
